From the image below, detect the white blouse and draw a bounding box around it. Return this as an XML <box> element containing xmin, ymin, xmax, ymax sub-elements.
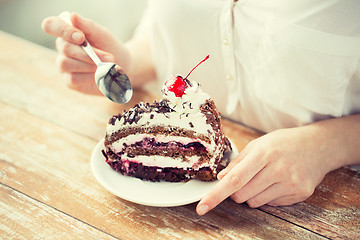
<box><xmin>140</xmin><ymin>0</ymin><xmax>360</xmax><ymax>133</ymax></box>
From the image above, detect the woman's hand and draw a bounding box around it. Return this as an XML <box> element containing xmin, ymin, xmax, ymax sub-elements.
<box><xmin>42</xmin><ymin>12</ymin><xmax>131</xmax><ymax>95</ymax></box>
<box><xmin>196</xmin><ymin>115</ymin><xmax>360</xmax><ymax>216</ymax></box>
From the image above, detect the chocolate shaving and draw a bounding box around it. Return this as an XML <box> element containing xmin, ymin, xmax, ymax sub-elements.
<box><xmin>108</xmin><ymin>116</ymin><xmax>117</xmax><ymax>125</ymax></box>
<box><xmin>101</xmin><ymin>149</ymin><xmax>107</xmax><ymax>159</ymax></box>
<box><xmin>182</xmin><ymin>102</ymin><xmax>187</xmax><ymax>109</ymax></box>
<box><xmin>109</xmin><ymin>99</ymin><xmax>176</xmax><ymax>126</ymax></box>
<box><xmin>184</xmin><ymin>78</ymin><xmax>192</xmax><ymax>87</ymax></box>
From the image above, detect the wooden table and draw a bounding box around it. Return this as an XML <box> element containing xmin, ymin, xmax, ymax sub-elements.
<box><xmin>0</xmin><ymin>31</ymin><xmax>359</xmax><ymax>240</ymax></box>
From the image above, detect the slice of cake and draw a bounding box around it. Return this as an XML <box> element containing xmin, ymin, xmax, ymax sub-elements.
<box><xmin>103</xmin><ymin>56</ymin><xmax>232</xmax><ymax>182</ymax></box>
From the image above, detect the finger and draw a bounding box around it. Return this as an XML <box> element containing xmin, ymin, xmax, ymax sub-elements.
<box><xmin>42</xmin><ymin>16</ymin><xmax>85</xmax><ymax>44</ymax></box>
<box><xmin>246</xmin><ymin>183</ymin><xmax>289</xmax><ymax>208</ymax></box>
<box><xmin>230</xmin><ymin>164</ymin><xmax>274</xmax><ymax>204</ymax></box>
<box><xmin>70</xmin><ymin>13</ymin><xmax>108</xmax><ymax>47</ymax></box>
<box><xmin>267</xmin><ymin>194</ymin><xmax>307</xmax><ymax>207</ymax></box>
<box><xmin>267</xmin><ymin>183</ymin><xmax>314</xmax><ymax>206</ymax></box>
<box><xmin>217</xmin><ymin>153</ymin><xmax>242</xmax><ymax>180</ymax></box>
<box><xmin>56</xmin><ymin>38</ymin><xmax>91</xmax><ymax>63</ymax></box>
<box><xmin>62</xmin><ymin>73</ymin><xmax>102</xmax><ymax>95</ymax></box>
<box><xmin>56</xmin><ymin>38</ymin><xmax>115</xmax><ymax>64</ymax></box>
<box><xmin>197</xmin><ymin>150</ymin><xmax>266</xmax><ymax>215</ymax></box>
<box><xmin>70</xmin><ymin>13</ymin><xmax>118</xmax><ymax>51</ymax></box>
<box><xmin>246</xmin><ymin>171</ymin><xmax>316</xmax><ymax>208</ymax></box>
<box><xmin>217</xmin><ymin>140</ymin><xmax>254</xmax><ymax>180</ymax></box>
<box><xmin>56</xmin><ymin>55</ymin><xmax>97</xmax><ymax>73</ymax></box>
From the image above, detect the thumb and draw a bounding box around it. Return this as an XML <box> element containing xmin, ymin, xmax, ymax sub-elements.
<box><xmin>96</xmin><ymin>50</ymin><xmax>115</xmax><ymax>63</ymax></box>
<box><xmin>70</xmin><ymin>13</ymin><xmax>118</xmax><ymax>51</ymax></box>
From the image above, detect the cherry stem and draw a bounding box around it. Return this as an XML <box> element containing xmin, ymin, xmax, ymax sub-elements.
<box><xmin>184</xmin><ymin>55</ymin><xmax>209</xmax><ymax>80</ymax></box>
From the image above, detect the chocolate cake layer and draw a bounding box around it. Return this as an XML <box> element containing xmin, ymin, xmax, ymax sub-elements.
<box><xmin>103</xmin><ymin>149</ymin><xmax>223</xmax><ymax>182</ymax></box>
<box><xmin>105</xmin><ymin>126</ymin><xmax>211</xmax><ymax>146</ymax></box>
<box><xmin>118</xmin><ymin>137</ymin><xmax>212</xmax><ymax>162</ymax></box>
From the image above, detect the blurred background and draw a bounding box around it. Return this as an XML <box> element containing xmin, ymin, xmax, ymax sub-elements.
<box><xmin>0</xmin><ymin>0</ymin><xmax>147</xmax><ymax>49</ymax></box>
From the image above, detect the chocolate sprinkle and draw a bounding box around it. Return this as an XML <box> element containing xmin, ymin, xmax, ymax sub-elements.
<box><xmin>109</xmin><ymin>99</ymin><xmax>174</xmax><ymax>125</ymax></box>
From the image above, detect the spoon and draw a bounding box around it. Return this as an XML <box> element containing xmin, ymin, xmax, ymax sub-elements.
<box><xmin>59</xmin><ymin>11</ymin><xmax>133</xmax><ymax>103</ymax></box>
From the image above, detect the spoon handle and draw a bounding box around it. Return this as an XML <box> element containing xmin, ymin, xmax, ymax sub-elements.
<box><xmin>80</xmin><ymin>40</ymin><xmax>102</xmax><ymax>66</ymax></box>
<box><xmin>59</xmin><ymin>11</ymin><xmax>102</xmax><ymax>66</ymax></box>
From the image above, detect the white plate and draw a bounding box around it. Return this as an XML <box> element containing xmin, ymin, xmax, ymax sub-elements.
<box><xmin>91</xmin><ymin>138</ymin><xmax>238</xmax><ymax>207</ymax></box>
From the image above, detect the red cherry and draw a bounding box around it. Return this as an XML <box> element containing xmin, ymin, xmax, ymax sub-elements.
<box><xmin>165</xmin><ymin>75</ymin><xmax>188</xmax><ymax>97</ymax></box>
<box><xmin>165</xmin><ymin>55</ymin><xmax>210</xmax><ymax>98</ymax></box>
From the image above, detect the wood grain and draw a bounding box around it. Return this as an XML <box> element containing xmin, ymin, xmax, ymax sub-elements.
<box><xmin>0</xmin><ymin>103</ymin><xmax>323</xmax><ymax>239</ymax></box>
<box><xmin>1</xmin><ymin>30</ymin><xmax>359</xmax><ymax>240</ymax></box>
<box><xmin>0</xmin><ymin>184</ymin><xmax>117</xmax><ymax>240</ymax></box>
<box><xmin>261</xmin><ymin>168</ymin><xmax>360</xmax><ymax>240</ymax></box>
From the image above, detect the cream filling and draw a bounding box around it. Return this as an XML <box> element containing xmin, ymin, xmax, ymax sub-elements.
<box><xmin>121</xmin><ymin>154</ymin><xmax>211</xmax><ymax>170</ymax></box>
<box><xmin>110</xmin><ymin>134</ymin><xmax>214</xmax><ymax>153</ymax></box>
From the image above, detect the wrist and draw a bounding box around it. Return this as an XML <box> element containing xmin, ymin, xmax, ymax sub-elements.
<box><xmin>123</xmin><ymin>36</ymin><xmax>156</xmax><ymax>88</ymax></box>
<box><xmin>112</xmin><ymin>41</ymin><xmax>132</xmax><ymax>76</ymax></box>
<box><xmin>307</xmin><ymin>115</ymin><xmax>360</xmax><ymax>169</ymax></box>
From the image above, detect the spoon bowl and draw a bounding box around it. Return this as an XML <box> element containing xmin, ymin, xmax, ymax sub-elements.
<box><xmin>95</xmin><ymin>62</ymin><xmax>133</xmax><ymax>103</ymax></box>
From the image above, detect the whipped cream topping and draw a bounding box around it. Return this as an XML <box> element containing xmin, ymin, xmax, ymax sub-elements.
<box><xmin>161</xmin><ymin>77</ymin><xmax>211</xmax><ymax>114</ymax></box>
<box><xmin>106</xmin><ymin>107</ymin><xmax>212</xmax><ymax>136</ymax></box>
<box><xmin>107</xmin><ymin>79</ymin><xmax>213</xmax><ymax>136</ymax></box>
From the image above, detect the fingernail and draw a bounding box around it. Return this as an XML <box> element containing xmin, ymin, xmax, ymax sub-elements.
<box><xmin>197</xmin><ymin>204</ymin><xmax>209</xmax><ymax>216</ymax></box>
<box><xmin>72</xmin><ymin>32</ymin><xmax>82</xmax><ymax>42</ymax></box>
<box><xmin>75</xmin><ymin>12</ymin><xmax>83</xmax><ymax>18</ymax></box>
<box><xmin>217</xmin><ymin>170</ymin><xmax>225</xmax><ymax>180</ymax></box>
<box><xmin>103</xmin><ymin>55</ymin><xmax>113</xmax><ymax>62</ymax></box>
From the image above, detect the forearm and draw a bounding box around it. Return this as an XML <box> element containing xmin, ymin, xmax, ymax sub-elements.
<box><xmin>306</xmin><ymin>114</ymin><xmax>360</xmax><ymax>170</ymax></box>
